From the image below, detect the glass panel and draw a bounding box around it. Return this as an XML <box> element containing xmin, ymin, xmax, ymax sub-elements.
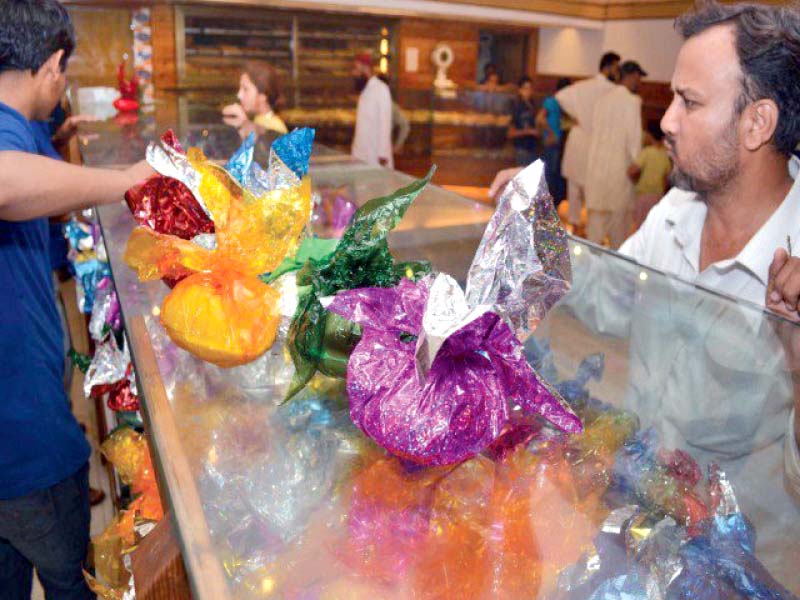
<box><xmin>84</xmin><ymin>97</ymin><xmax>800</xmax><ymax>598</ymax></box>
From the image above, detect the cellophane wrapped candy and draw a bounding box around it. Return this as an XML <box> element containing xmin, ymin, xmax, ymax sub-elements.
<box><xmin>86</xmin><ymin>428</ymin><xmax>164</xmax><ymax>598</ymax></box>
<box><xmin>123</xmin><ymin>129</ymin><xmax>314</xmax><ymax>367</ymax></box>
<box><xmin>555</xmin><ymin>466</ymin><xmax>798</xmax><ymax>600</ymax></box>
<box><xmin>283</xmin><ymin>169</ymin><xmax>434</xmax><ymax>400</ymax></box>
<box><xmin>324</xmin><ymin>161</ymin><xmax>580</xmax><ymax>465</ymax></box>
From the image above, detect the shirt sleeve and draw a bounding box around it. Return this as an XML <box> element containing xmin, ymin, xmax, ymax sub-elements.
<box><xmin>634</xmin><ymin>147</ymin><xmax>648</xmax><ymax>169</ymax></box>
<box><xmin>555</xmin><ymin>85</ymin><xmax>577</xmax><ymax>120</ymax></box>
<box><xmin>377</xmin><ymin>86</ymin><xmax>393</xmax><ymax>163</ymax></box>
<box><xmin>392</xmin><ymin>103</ymin><xmax>410</xmax><ymax>149</ymax></box>
<box><xmin>626</xmin><ymin>97</ymin><xmax>643</xmax><ymax>163</ymax></box>
<box><xmin>0</xmin><ymin>125</ymin><xmax>31</xmax><ymax>153</ymax></box>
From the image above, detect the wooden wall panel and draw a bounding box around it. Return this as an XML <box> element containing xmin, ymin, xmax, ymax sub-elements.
<box><xmin>152</xmin><ymin>5</ymin><xmax>178</xmax><ymax>90</ymax></box>
<box><xmin>66</xmin><ymin>6</ymin><xmax>133</xmax><ymax>88</ymax></box>
<box><xmin>397</xmin><ymin>19</ymin><xmax>481</xmax><ymax>90</ymax></box>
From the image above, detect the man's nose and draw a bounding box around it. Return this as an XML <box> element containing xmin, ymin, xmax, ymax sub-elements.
<box><xmin>661</xmin><ymin>96</ymin><xmax>679</xmax><ymax>138</ymax></box>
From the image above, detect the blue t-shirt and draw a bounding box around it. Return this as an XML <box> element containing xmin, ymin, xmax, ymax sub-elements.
<box><xmin>0</xmin><ymin>101</ymin><xmax>90</xmax><ymax>499</ymax></box>
<box><xmin>542</xmin><ymin>96</ymin><xmax>562</xmax><ymax>144</ymax></box>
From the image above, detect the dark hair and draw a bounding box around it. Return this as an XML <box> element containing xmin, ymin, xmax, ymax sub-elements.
<box><xmin>518</xmin><ymin>75</ymin><xmax>533</xmax><ymax>87</ymax></box>
<box><xmin>556</xmin><ymin>77</ymin><xmax>572</xmax><ymax>91</ymax></box>
<box><xmin>647</xmin><ymin>120</ymin><xmax>664</xmax><ymax>141</ymax></box>
<box><xmin>675</xmin><ymin>0</ymin><xmax>800</xmax><ymax>155</ymax></box>
<box><xmin>0</xmin><ymin>0</ymin><xmax>75</xmax><ymax>74</ymax></box>
<box><xmin>243</xmin><ymin>60</ymin><xmax>284</xmax><ymax>111</ymax></box>
<box><xmin>599</xmin><ymin>52</ymin><xmax>621</xmax><ymax>72</ymax></box>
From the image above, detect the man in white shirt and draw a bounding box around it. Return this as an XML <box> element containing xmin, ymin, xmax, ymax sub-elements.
<box><xmin>555</xmin><ymin>52</ymin><xmax>619</xmax><ymax>230</ymax></box>
<box><xmin>584</xmin><ymin>61</ymin><xmax>646</xmax><ymax>248</ymax></box>
<box><xmin>351</xmin><ymin>52</ymin><xmax>393</xmax><ymax>169</ymax></box>
<box><xmin>490</xmin><ymin>1</ymin><xmax>800</xmax><ymax>584</ymax></box>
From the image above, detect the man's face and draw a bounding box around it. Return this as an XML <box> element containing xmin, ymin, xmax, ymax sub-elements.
<box><xmin>661</xmin><ymin>25</ymin><xmax>744</xmax><ymax>196</ymax></box>
<box><xmin>519</xmin><ymin>81</ymin><xmax>533</xmax><ymax>101</ymax></box>
<box><xmin>237</xmin><ymin>73</ymin><xmax>260</xmax><ymax>114</ymax></box>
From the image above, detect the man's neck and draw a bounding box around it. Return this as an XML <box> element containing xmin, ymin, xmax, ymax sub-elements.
<box><xmin>0</xmin><ymin>73</ymin><xmax>36</xmax><ymax>120</ymax></box>
<box><xmin>699</xmin><ymin>154</ymin><xmax>793</xmax><ymax>271</ymax></box>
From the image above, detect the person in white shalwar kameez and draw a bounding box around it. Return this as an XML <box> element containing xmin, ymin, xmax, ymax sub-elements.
<box><xmin>351</xmin><ymin>52</ymin><xmax>393</xmax><ymax>169</ymax></box>
<box><xmin>555</xmin><ymin>52</ymin><xmax>619</xmax><ymax>229</ymax></box>
<box><xmin>584</xmin><ymin>61</ymin><xmax>646</xmax><ymax>248</ymax></box>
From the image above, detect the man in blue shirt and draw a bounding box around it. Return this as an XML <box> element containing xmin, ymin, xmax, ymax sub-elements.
<box><xmin>537</xmin><ymin>77</ymin><xmax>571</xmax><ymax>206</ymax></box>
<box><xmin>0</xmin><ymin>2</ymin><xmax>151</xmax><ymax>597</ymax></box>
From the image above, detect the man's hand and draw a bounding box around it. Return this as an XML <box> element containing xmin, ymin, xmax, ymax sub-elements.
<box><xmin>767</xmin><ymin>247</ymin><xmax>800</xmax><ymax>456</ymax></box>
<box><xmin>488</xmin><ymin>167</ymin><xmax>523</xmax><ymax>204</ymax></box>
<box><xmin>767</xmin><ymin>248</ymin><xmax>800</xmax><ymax>321</ymax></box>
<box><xmin>222</xmin><ymin>103</ymin><xmax>249</xmax><ymax>128</ymax></box>
<box><xmin>52</xmin><ymin>115</ymin><xmax>97</xmax><ymax>146</ymax></box>
<box><xmin>124</xmin><ymin>160</ymin><xmax>156</xmax><ymax>189</ymax></box>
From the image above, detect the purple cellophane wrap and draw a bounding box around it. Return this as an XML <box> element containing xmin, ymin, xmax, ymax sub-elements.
<box><xmin>465</xmin><ymin>159</ymin><xmax>571</xmax><ymax>340</ymax></box>
<box><xmin>325</xmin><ymin>276</ymin><xmax>581</xmax><ymax>466</ymax></box>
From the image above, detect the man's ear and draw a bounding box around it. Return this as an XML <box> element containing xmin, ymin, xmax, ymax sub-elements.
<box><xmin>39</xmin><ymin>50</ymin><xmax>65</xmax><ymax>79</ymax></box>
<box><xmin>742</xmin><ymin>98</ymin><xmax>780</xmax><ymax>152</ymax></box>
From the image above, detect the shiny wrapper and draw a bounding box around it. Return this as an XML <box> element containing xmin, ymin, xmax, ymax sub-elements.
<box><xmin>84</xmin><ymin>337</ymin><xmax>130</xmax><ymax>398</ymax></box>
<box><xmin>74</xmin><ymin>257</ymin><xmax>111</xmax><ymax>314</ymax></box>
<box><xmin>465</xmin><ymin>160</ymin><xmax>571</xmax><ymax>340</ymax></box>
<box><xmin>89</xmin><ymin>277</ymin><xmax>119</xmax><ymax>342</ymax></box>
<box><xmin>124</xmin><ymin>174</ymin><xmax>214</xmax><ymax>240</ymax></box>
<box><xmin>125</xmin><ymin>131</ymin><xmax>313</xmax><ymax>367</ymax></box>
<box><xmin>314</xmin><ymin>188</ymin><xmax>357</xmax><ymax>236</ymax></box>
<box><xmin>272</xmin><ymin>127</ymin><xmax>314</xmax><ymax>179</ymax></box>
<box><xmin>284</xmin><ymin>170</ymin><xmax>434</xmax><ymax>400</ymax></box>
<box><xmin>225</xmin><ymin>128</ymin><xmax>315</xmax><ymax>196</ymax></box>
<box><xmin>326</xmin><ymin>275</ymin><xmax>581</xmax><ymax>465</ymax></box>
<box><xmin>145</xmin><ymin>130</ymin><xmax>210</xmax><ymax>218</ymax></box>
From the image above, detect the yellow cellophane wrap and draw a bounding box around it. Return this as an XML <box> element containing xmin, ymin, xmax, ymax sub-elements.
<box><xmin>87</xmin><ymin>428</ymin><xmax>165</xmax><ymax>597</ymax></box>
<box><xmin>124</xmin><ymin>147</ymin><xmax>311</xmax><ymax>367</ymax></box>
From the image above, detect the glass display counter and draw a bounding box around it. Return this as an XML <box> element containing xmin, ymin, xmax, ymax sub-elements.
<box><xmin>79</xmin><ymin>104</ymin><xmax>800</xmax><ymax>599</ymax></box>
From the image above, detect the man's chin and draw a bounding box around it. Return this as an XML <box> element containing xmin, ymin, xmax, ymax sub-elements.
<box><xmin>669</xmin><ymin>168</ymin><xmax>698</xmax><ymax>192</ymax></box>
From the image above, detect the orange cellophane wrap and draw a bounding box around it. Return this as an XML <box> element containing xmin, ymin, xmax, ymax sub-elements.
<box><xmin>124</xmin><ymin>147</ymin><xmax>311</xmax><ymax>367</ymax></box>
<box><xmin>87</xmin><ymin>428</ymin><xmax>165</xmax><ymax>595</ymax></box>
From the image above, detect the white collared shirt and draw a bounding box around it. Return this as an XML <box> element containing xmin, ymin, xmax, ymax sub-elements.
<box><xmin>352</xmin><ymin>76</ymin><xmax>393</xmax><ymax>169</ymax></box>
<box><xmin>560</xmin><ymin>158</ymin><xmax>800</xmax><ymax>584</ymax></box>
<box><xmin>620</xmin><ymin>156</ymin><xmax>800</xmax><ymax>306</ymax></box>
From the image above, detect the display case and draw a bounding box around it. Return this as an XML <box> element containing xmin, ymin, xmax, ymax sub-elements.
<box><xmin>79</xmin><ymin>101</ymin><xmax>800</xmax><ymax>599</ymax></box>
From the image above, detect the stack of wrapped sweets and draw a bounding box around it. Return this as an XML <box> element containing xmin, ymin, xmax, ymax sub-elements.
<box><xmin>66</xmin><ymin>217</ymin><xmax>141</xmax><ymax>415</ymax></box>
<box><xmin>123</xmin><ymin>129</ymin><xmax>314</xmax><ymax>367</ymax></box>
<box><xmin>85</xmin><ymin>427</ymin><xmax>164</xmax><ymax>599</ymax></box>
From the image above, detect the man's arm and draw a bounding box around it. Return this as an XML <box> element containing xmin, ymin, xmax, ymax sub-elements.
<box><xmin>377</xmin><ymin>88</ymin><xmax>393</xmax><ymax>167</ymax></box>
<box><xmin>392</xmin><ymin>103</ymin><xmax>410</xmax><ymax>153</ymax></box>
<box><xmin>0</xmin><ymin>151</ymin><xmax>152</xmax><ymax>221</ymax></box>
<box><xmin>554</xmin><ymin>85</ymin><xmax>577</xmax><ymax>122</ymax></box>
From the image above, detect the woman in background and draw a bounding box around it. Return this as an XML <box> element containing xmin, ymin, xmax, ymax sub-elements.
<box><xmin>222</xmin><ymin>60</ymin><xmax>288</xmax><ymax>135</ymax></box>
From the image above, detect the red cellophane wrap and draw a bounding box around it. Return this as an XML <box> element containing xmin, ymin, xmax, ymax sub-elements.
<box><xmin>125</xmin><ymin>175</ymin><xmax>214</xmax><ymax>240</ymax></box>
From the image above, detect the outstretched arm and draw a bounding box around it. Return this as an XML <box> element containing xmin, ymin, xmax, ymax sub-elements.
<box><xmin>0</xmin><ymin>151</ymin><xmax>152</xmax><ymax>221</ymax></box>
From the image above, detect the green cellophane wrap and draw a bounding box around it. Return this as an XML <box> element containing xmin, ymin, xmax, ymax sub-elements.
<box><xmin>284</xmin><ymin>169</ymin><xmax>435</xmax><ymax>401</ymax></box>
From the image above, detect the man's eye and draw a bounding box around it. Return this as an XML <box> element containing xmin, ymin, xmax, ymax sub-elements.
<box><xmin>684</xmin><ymin>98</ymin><xmax>697</xmax><ymax>109</ymax></box>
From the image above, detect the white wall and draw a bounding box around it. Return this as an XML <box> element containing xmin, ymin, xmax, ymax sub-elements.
<box><xmin>538</xmin><ymin>18</ymin><xmax>682</xmax><ymax>83</ymax></box>
<box><xmin>537</xmin><ymin>26</ymin><xmax>604</xmax><ymax>77</ymax></box>
<box><xmin>602</xmin><ymin>19</ymin><xmax>682</xmax><ymax>82</ymax></box>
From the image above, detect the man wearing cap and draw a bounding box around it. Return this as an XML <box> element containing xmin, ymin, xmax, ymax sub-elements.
<box><xmin>584</xmin><ymin>60</ymin><xmax>647</xmax><ymax>248</ymax></box>
<box><xmin>351</xmin><ymin>51</ymin><xmax>393</xmax><ymax>169</ymax></box>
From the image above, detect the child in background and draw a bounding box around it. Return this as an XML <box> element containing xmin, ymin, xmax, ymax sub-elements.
<box><xmin>628</xmin><ymin>120</ymin><xmax>672</xmax><ymax>229</ymax></box>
